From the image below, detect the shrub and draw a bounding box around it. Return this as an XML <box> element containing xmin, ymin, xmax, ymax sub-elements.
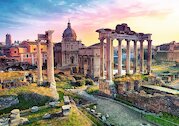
<box><xmin>85</xmin><ymin>79</ymin><xmax>94</xmax><ymax>85</ymax></box>
<box><xmin>74</xmin><ymin>80</ymin><xmax>85</xmax><ymax>86</ymax></box>
<box><xmin>86</xmin><ymin>85</ymin><xmax>99</xmax><ymax>94</ymax></box>
<box><xmin>73</xmin><ymin>75</ymin><xmax>84</xmax><ymax>80</ymax></box>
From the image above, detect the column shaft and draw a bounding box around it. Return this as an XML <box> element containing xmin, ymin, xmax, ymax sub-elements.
<box><xmin>147</xmin><ymin>40</ymin><xmax>152</xmax><ymax>74</ymax></box>
<box><xmin>133</xmin><ymin>40</ymin><xmax>137</xmax><ymax>74</ymax></box>
<box><xmin>118</xmin><ymin>39</ymin><xmax>122</xmax><ymax>76</ymax></box>
<box><xmin>126</xmin><ymin>40</ymin><xmax>130</xmax><ymax>74</ymax></box>
<box><xmin>47</xmin><ymin>35</ymin><xmax>56</xmax><ymax>85</ymax></box>
<box><xmin>140</xmin><ymin>40</ymin><xmax>144</xmax><ymax>73</ymax></box>
<box><xmin>37</xmin><ymin>41</ymin><xmax>43</xmax><ymax>85</ymax></box>
<box><xmin>100</xmin><ymin>38</ymin><xmax>105</xmax><ymax>78</ymax></box>
<box><xmin>106</xmin><ymin>37</ymin><xmax>112</xmax><ymax>81</ymax></box>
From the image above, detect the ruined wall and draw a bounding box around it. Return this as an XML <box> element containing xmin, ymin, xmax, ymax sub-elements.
<box><xmin>117</xmin><ymin>92</ymin><xmax>179</xmax><ymax>116</ymax></box>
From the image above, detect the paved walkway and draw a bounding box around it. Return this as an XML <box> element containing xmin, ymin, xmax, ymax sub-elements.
<box><xmin>72</xmin><ymin>89</ymin><xmax>154</xmax><ymax>126</ymax></box>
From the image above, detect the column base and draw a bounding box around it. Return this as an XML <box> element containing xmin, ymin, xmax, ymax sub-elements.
<box><xmin>49</xmin><ymin>82</ymin><xmax>59</xmax><ymax>101</ymax></box>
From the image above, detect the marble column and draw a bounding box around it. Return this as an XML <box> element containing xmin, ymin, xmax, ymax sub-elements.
<box><xmin>126</xmin><ymin>40</ymin><xmax>130</xmax><ymax>74</ymax></box>
<box><xmin>117</xmin><ymin>39</ymin><xmax>122</xmax><ymax>76</ymax></box>
<box><xmin>100</xmin><ymin>38</ymin><xmax>105</xmax><ymax>79</ymax></box>
<box><xmin>37</xmin><ymin>40</ymin><xmax>43</xmax><ymax>85</ymax></box>
<box><xmin>46</xmin><ymin>30</ymin><xmax>56</xmax><ymax>86</ymax></box>
<box><xmin>133</xmin><ymin>40</ymin><xmax>137</xmax><ymax>74</ymax></box>
<box><xmin>106</xmin><ymin>37</ymin><xmax>112</xmax><ymax>81</ymax></box>
<box><xmin>140</xmin><ymin>40</ymin><xmax>144</xmax><ymax>73</ymax></box>
<box><xmin>147</xmin><ymin>40</ymin><xmax>152</xmax><ymax>75</ymax></box>
<box><xmin>81</xmin><ymin>56</ymin><xmax>84</xmax><ymax>74</ymax></box>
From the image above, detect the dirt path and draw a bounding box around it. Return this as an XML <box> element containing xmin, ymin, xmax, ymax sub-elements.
<box><xmin>73</xmin><ymin>90</ymin><xmax>154</xmax><ymax>126</ymax></box>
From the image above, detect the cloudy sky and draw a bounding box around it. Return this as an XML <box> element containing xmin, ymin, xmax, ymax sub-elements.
<box><xmin>0</xmin><ymin>0</ymin><xmax>179</xmax><ymax>46</ymax></box>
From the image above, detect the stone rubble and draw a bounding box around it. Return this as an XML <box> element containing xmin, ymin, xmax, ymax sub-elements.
<box><xmin>31</xmin><ymin>106</ymin><xmax>39</xmax><ymax>113</ymax></box>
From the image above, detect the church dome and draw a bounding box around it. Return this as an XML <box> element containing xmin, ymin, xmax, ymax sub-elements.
<box><xmin>62</xmin><ymin>22</ymin><xmax>77</xmax><ymax>42</ymax></box>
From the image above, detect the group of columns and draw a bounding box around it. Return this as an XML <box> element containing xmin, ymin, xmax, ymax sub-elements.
<box><xmin>79</xmin><ymin>56</ymin><xmax>93</xmax><ymax>75</ymax></box>
<box><xmin>36</xmin><ymin>30</ymin><xmax>56</xmax><ymax>87</ymax></box>
<box><xmin>100</xmin><ymin>37</ymin><xmax>152</xmax><ymax>81</ymax></box>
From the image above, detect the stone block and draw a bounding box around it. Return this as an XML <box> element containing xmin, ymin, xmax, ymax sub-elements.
<box><xmin>43</xmin><ymin>113</ymin><xmax>51</xmax><ymax>119</ymax></box>
<box><xmin>31</xmin><ymin>106</ymin><xmax>39</xmax><ymax>113</ymax></box>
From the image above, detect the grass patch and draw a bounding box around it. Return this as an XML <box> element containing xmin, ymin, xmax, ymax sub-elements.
<box><xmin>86</xmin><ymin>85</ymin><xmax>99</xmax><ymax>94</ymax></box>
<box><xmin>80</xmin><ymin>107</ymin><xmax>104</xmax><ymax>126</ymax></box>
<box><xmin>144</xmin><ymin>114</ymin><xmax>179</xmax><ymax>126</ymax></box>
<box><xmin>25</xmin><ymin>105</ymin><xmax>94</xmax><ymax>126</ymax></box>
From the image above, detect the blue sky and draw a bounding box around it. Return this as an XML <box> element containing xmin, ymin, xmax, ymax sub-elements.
<box><xmin>0</xmin><ymin>0</ymin><xmax>179</xmax><ymax>46</ymax></box>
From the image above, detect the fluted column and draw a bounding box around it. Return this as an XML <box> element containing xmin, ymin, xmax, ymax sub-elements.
<box><xmin>126</xmin><ymin>40</ymin><xmax>130</xmax><ymax>74</ymax></box>
<box><xmin>46</xmin><ymin>30</ymin><xmax>56</xmax><ymax>85</ymax></box>
<box><xmin>140</xmin><ymin>40</ymin><xmax>144</xmax><ymax>73</ymax></box>
<box><xmin>118</xmin><ymin>39</ymin><xmax>122</xmax><ymax>76</ymax></box>
<box><xmin>100</xmin><ymin>38</ymin><xmax>105</xmax><ymax>79</ymax></box>
<box><xmin>106</xmin><ymin>37</ymin><xmax>112</xmax><ymax>81</ymax></box>
<box><xmin>37</xmin><ymin>40</ymin><xmax>43</xmax><ymax>85</ymax></box>
<box><xmin>133</xmin><ymin>40</ymin><xmax>137</xmax><ymax>74</ymax></box>
<box><xmin>147</xmin><ymin>40</ymin><xmax>152</xmax><ymax>75</ymax></box>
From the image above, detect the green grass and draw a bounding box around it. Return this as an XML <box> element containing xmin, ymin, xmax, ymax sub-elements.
<box><xmin>86</xmin><ymin>85</ymin><xmax>99</xmax><ymax>94</ymax></box>
<box><xmin>144</xmin><ymin>114</ymin><xmax>179</xmax><ymax>126</ymax></box>
<box><xmin>25</xmin><ymin>105</ymin><xmax>94</xmax><ymax>126</ymax></box>
<box><xmin>0</xmin><ymin>84</ymin><xmax>54</xmax><ymax>115</ymax></box>
<box><xmin>80</xmin><ymin>107</ymin><xmax>104</xmax><ymax>126</ymax></box>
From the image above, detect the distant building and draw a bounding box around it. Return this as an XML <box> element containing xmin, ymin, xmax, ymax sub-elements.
<box><xmin>54</xmin><ymin>22</ymin><xmax>85</xmax><ymax>70</ymax></box>
<box><xmin>79</xmin><ymin>43</ymin><xmax>107</xmax><ymax>78</ymax></box>
<box><xmin>3</xmin><ymin>40</ymin><xmax>47</xmax><ymax>65</ymax></box>
<box><xmin>5</xmin><ymin>34</ymin><xmax>12</xmax><ymax>46</ymax></box>
<box><xmin>155</xmin><ymin>41</ymin><xmax>179</xmax><ymax>61</ymax></box>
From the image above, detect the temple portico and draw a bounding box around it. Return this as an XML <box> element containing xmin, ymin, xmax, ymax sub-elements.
<box><xmin>96</xmin><ymin>23</ymin><xmax>152</xmax><ymax>95</ymax></box>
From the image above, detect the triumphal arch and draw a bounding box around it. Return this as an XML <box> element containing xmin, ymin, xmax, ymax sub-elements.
<box><xmin>96</xmin><ymin>23</ymin><xmax>152</xmax><ymax>95</ymax></box>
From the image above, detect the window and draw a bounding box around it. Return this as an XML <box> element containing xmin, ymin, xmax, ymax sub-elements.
<box><xmin>34</xmin><ymin>48</ymin><xmax>36</xmax><ymax>51</ymax></box>
<box><xmin>26</xmin><ymin>54</ymin><xmax>28</xmax><ymax>58</ymax></box>
<box><xmin>14</xmin><ymin>51</ymin><xmax>16</xmax><ymax>53</ymax></box>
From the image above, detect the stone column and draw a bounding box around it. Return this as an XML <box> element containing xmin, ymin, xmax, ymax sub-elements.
<box><xmin>46</xmin><ymin>30</ymin><xmax>59</xmax><ymax>101</ymax></box>
<box><xmin>126</xmin><ymin>40</ymin><xmax>130</xmax><ymax>75</ymax></box>
<box><xmin>117</xmin><ymin>39</ymin><xmax>122</xmax><ymax>76</ymax></box>
<box><xmin>140</xmin><ymin>40</ymin><xmax>144</xmax><ymax>73</ymax></box>
<box><xmin>133</xmin><ymin>40</ymin><xmax>137</xmax><ymax>74</ymax></box>
<box><xmin>46</xmin><ymin>31</ymin><xmax>56</xmax><ymax>85</ymax></box>
<box><xmin>147</xmin><ymin>40</ymin><xmax>152</xmax><ymax>75</ymax></box>
<box><xmin>100</xmin><ymin>38</ymin><xmax>105</xmax><ymax>79</ymax></box>
<box><xmin>37</xmin><ymin>40</ymin><xmax>43</xmax><ymax>85</ymax></box>
<box><xmin>106</xmin><ymin>37</ymin><xmax>112</xmax><ymax>81</ymax></box>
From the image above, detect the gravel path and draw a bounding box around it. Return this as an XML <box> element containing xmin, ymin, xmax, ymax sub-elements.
<box><xmin>76</xmin><ymin>90</ymin><xmax>154</xmax><ymax>126</ymax></box>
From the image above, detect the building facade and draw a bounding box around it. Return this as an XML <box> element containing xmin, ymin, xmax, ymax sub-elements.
<box><xmin>155</xmin><ymin>41</ymin><xmax>179</xmax><ymax>61</ymax></box>
<box><xmin>54</xmin><ymin>22</ymin><xmax>84</xmax><ymax>70</ymax></box>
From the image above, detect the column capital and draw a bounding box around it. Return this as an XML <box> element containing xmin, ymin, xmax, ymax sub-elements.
<box><xmin>99</xmin><ymin>37</ymin><xmax>105</xmax><ymax>42</ymax></box>
<box><xmin>147</xmin><ymin>40</ymin><xmax>152</xmax><ymax>43</ymax></box>
<box><xmin>139</xmin><ymin>40</ymin><xmax>144</xmax><ymax>43</ymax></box>
<box><xmin>125</xmin><ymin>39</ymin><xmax>131</xmax><ymax>42</ymax></box>
<box><xmin>117</xmin><ymin>38</ymin><xmax>123</xmax><ymax>42</ymax></box>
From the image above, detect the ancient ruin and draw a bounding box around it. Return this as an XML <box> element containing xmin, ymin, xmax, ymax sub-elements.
<box><xmin>96</xmin><ymin>23</ymin><xmax>152</xmax><ymax>95</ymax></box>
<box><xmin>37</xmin><ymin>30</ymin><xmax>59</xmax><ymax>100</ymax></box>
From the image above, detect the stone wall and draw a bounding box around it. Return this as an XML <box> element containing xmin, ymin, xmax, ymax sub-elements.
<box><xmin>117</xmin><ymin>92</ymin><xmax>179</xmax><ymax>116</ymax></box>
<box><xmin>0</xmin><ymin>96</ymin><xmax>19</xmax><ymax>110</ymax></box>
